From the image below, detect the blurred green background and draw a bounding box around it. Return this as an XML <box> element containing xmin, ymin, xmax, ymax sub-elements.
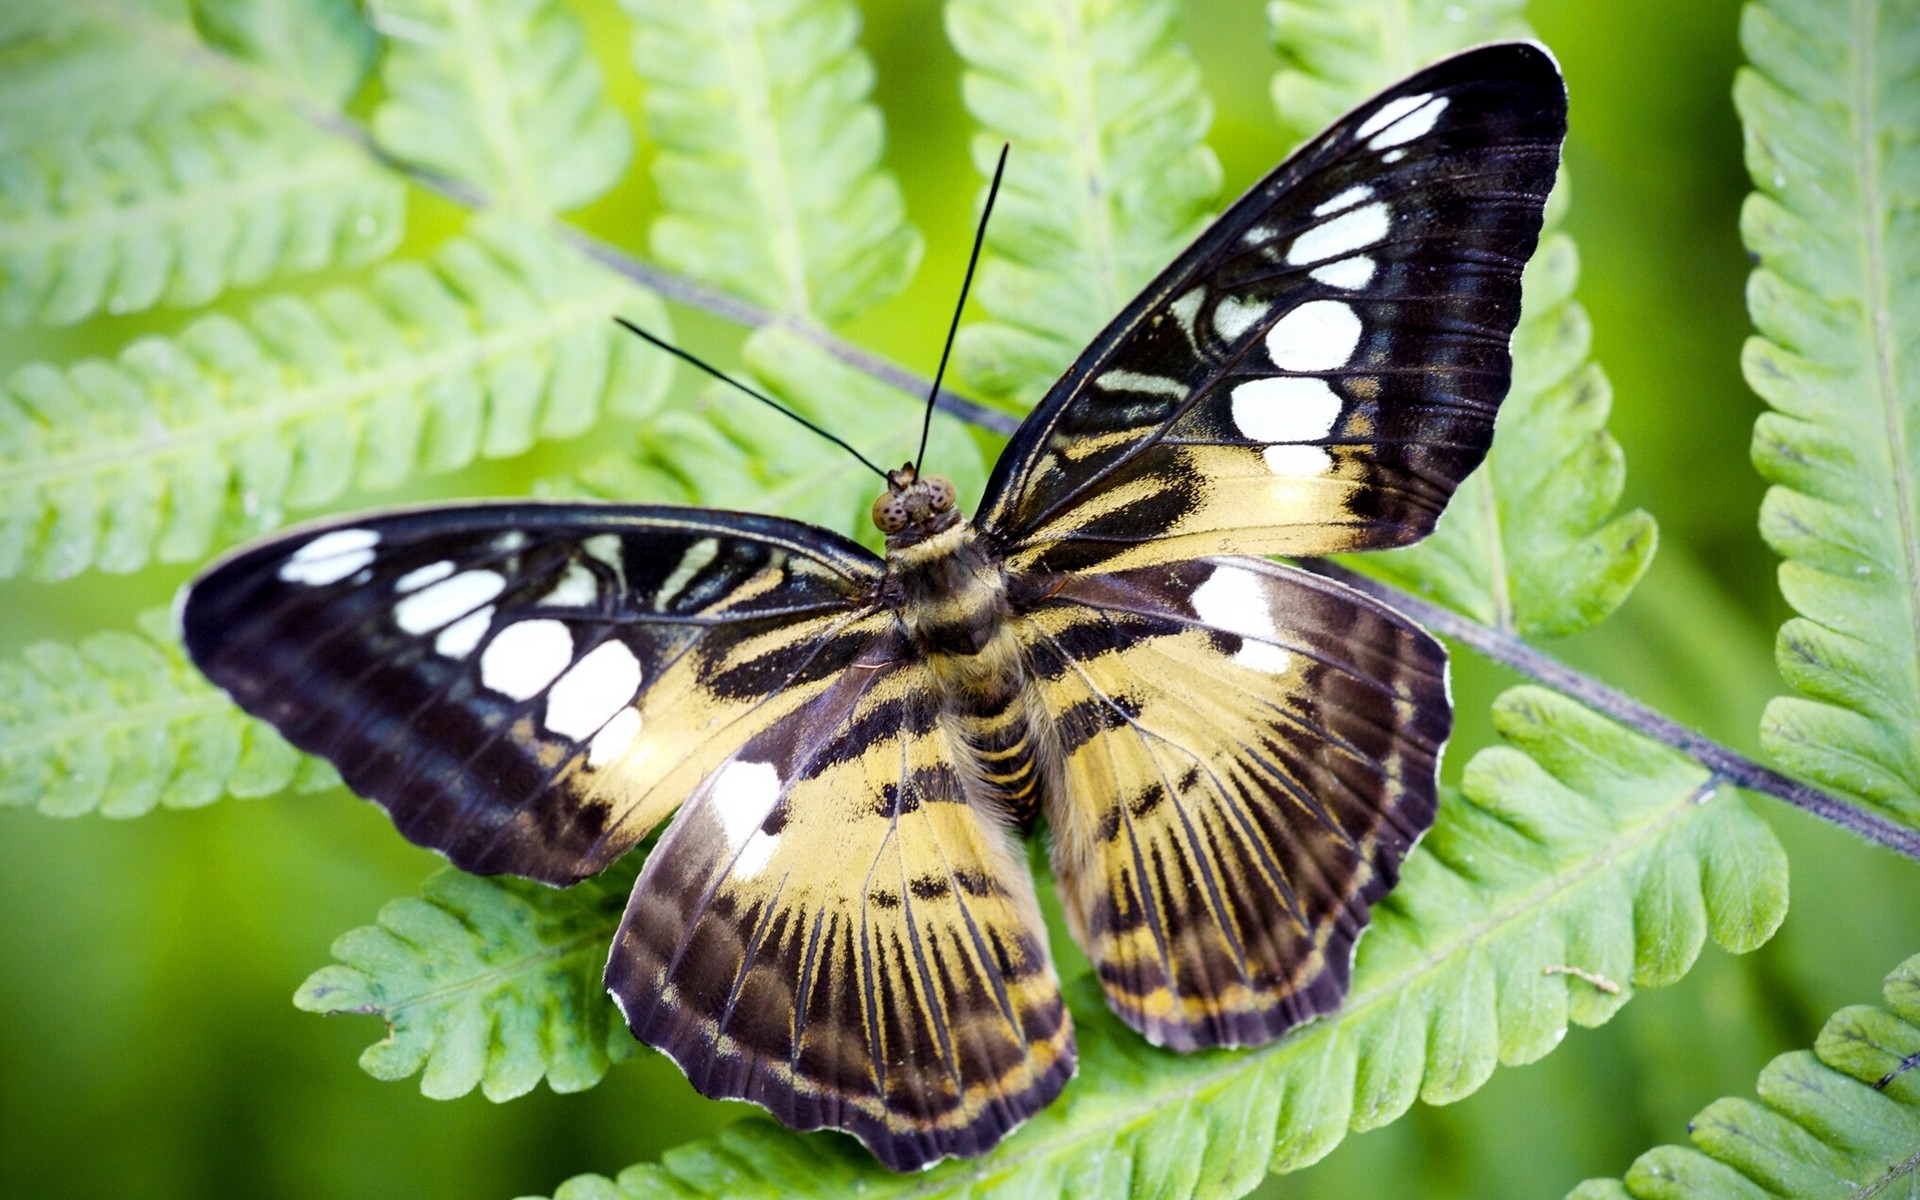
<box><xmin>4</xmin><ymin>1</ymin><xmax>1917</xmax><ymax>1197</ymax></box>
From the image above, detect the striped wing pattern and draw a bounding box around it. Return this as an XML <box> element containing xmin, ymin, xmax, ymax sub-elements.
<box><xmin>1021</xmin><ymin>558</ymin><xmax>1448</xmax><ymax>1050</ymax></box>
<box><xmin>977</xmin><ymin>42</ymin><xmax>1566</xmax><ymax>574</ymax></box>
<box><xmin>605</xmin><ymin>650</ymin><xmax>1073</xmax><ymax>1172</ymax></box>
<box><xmin>182</xmin><ymin>503</ymin><xmax>887</xmax><ymax>884</ymax></box>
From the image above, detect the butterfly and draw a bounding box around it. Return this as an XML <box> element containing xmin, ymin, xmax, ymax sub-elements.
<box><xmin>181</xmin><ymin>42</ymin><xmax>1566</xmax><ymax>1172</ymax></box>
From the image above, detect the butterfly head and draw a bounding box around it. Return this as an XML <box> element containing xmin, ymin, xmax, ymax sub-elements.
<box><xmin>873</xmin><ymin>463</ymin><xmax>959</xmax><ymax>539</ymax></box>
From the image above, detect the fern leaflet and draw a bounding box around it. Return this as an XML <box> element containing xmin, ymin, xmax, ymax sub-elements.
<box><xmin>622</xmin><ymin>0</ymin><xmax>921</xmax><ymax>324</ymax></box>
<box><xmin>0</xmin><ymin>97</ymin><xmax>403</xmax><ymax>327</ymax></box>
<box><xmin>945</xmin><ymin>0</ymin><xmax>1221</xmax><ymax>410</ymax></box>
<box><xmin>0</xmin><ymin>216</ymin><xmax>672</xmax><ymax>581</ymax></box>
<box><xmin>1738</xmin><ymin>0</ymin><xmax>1920</xmax><ymax>823</ymax></box>
<box><xmin>1571</xmin><ymin>950</ymin><xmax>1920</xmax><ymax>1200</ymax></box>
<box><xmin>0</xmin><ymin>21</ymin><xmax>221</xmax><ymax>147</ymax></box>
<box><xmin>189</xmin><ymin>0</ymin><xmax>377</xmax><ymax>108</ymax></box>
<box><xmin>0</xmin><ymin>609</ymin><xmax>335</xmax><ymax>818</ymax></box>
<box><xmin>370</xmin><ymin>0</ymin><xmax>632</xmax><ymax>216</ymax></box>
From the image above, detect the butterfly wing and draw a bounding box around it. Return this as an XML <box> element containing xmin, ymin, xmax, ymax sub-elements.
<box><xmin>977</xmin><ymin>41</ymin><xmax>1566</xmax><ymax>574</ymax></box>
<box><xmin>1017</xmin><ymin>558</ymin><xmax>1446</xmax><ymax>1049</ymax></box>
<box><xmin>605</xmin><ymin>649</ymin><xmax>1073</xmax><ymax>1172</ymax></box>
<box><xmin>181</xmin><ymin>502</ymin><xmax>889</xmax><ymax>884</ymax></box>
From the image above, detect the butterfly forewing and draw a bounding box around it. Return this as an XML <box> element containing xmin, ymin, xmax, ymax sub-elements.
<box><xmin>1018</xmin><ymin>559</ymin><xmax>1447</xmax><ymax>1049</ymax></box>
<box><xmin>182</xmin><ymin>503</ymin><xmax>887</xmax><ymax>884</ymax></box>
<box><xmin>978</xmin><ymin>42</ymin><xmax>1567</xmax><ymax>574</ymax></box>
<box><xmin>606</xmin><ymin>651</ymin><xmax>1073</xmax><ymax>1172</ymax></box>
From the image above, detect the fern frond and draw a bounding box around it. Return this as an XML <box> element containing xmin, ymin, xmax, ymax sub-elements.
<box><xmin>527</xmin><ymin>686</ymin><xmax>1785</xmax><ymax>1197</ymax></box>
<box><xmin>621</xmin><ymin>0</ymin><xmax>920</xmax><ymax>325</ymax></box>
<box><xmin>945</xmin><ymin>0</ymin><xmax>1221</xmax><ymax>410</ymax></box>
<box><xmin>0</xmin><ymin>97</ymin><xmax>403</xmax><ymax>327</ymax></box>
<box><xmin>0</xmin><ymin>23</ymin><xmax>221</xmax><ymax>148</ymax></box>
<box><xmin>1737</xmin><ymin>0</ymin><xmax>1920</xmax><ymax>823</ymax></box>
<box><xmin>553</xmin><ymin>327</ymin><xmax>987</xmax><ymax>551</ymax></box>
<box><xmin>0</xmin><ymin>609</ymin><xmax>334</xmax><ymax>818</ymax></box>
<box><xmin>1571</xmin><ymin>951</ymin><xmax>1920</xmax><ymax>1200</ymax></box>
<box><xmin>295</xmin><ymin>860</ymin><xmax>638</xmax><ymax>1101</ymax></box>
<box><xmin>369</xmin><ymin>0</ymin><xmax>632</xmax><ymax>216</ymax></box>
<box><xmin>190</xmin><ymin>0</ymin><xmax>378</xmax><ymax>108</ymax></box>
<box><xmin>0</xmin><ymin>216</ymin><xmax>673</xmax><ymax>581</ymax></box>
<box><xmin>1266</xmin><ymin>0</ymin><xmax>1528</xmax><ymax>149</ymax></box>
<box><xmin>1266</xmin><ymin>4</ymin><xmax>1655</xmax><ymax>639</ymax></box>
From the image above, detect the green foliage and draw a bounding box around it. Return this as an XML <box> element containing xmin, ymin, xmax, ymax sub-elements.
<box><xmin>624</xmin><ymin>0</ymin><xmax>921</xmax><ymax>324</ymax></box>
<box><xmin>0</xmin><ymin>609</ymin><xmax>334</xmax><ymax>818</ymax></box>
<box><xmin>554</xmin><ymin>327</ymin><xmax>987</xmax><ymax>550</ymax></box>
<box><xmin>189</xmin><ymin>0</ymin><xmax>377</xmax><ymax>108</ymax></box>
<box><xmin>0</xmin><ymin>216</ymin><xmax>671</xmax><ymax>581</ymax></box>
<box><xmin>296</xmin><ymin>860</ymin><xmax>640</xmax><ymax>1101</ymax></box>
<box><xmin>946</xmin><ymin>0</ymin><xmax>1221</xmax><ymax>409</ymax></box>
<box><xmin>535</xmin><ymin>687</ymin><xmax>1787</xmax><ymax>1197</ymax></box>
<box><xmin>371</xmin><ymin>0</ymin><xmax>633</xmax><ymax>215</ymax></box>
<box><xmin>1737</xmin><ymin>0</ymin><xmax>1920</xmax><ymax>824</ymax></box>
<box><xmin>1266</xmin><ymin>0</ymin><xmax>1528</xmax><ymax>149</ymax></box>
<box><xmin>1570</xmin><ymin>951</ymin><xmax>1920</xmax><ymax>1200</ymax></box>
<box><xmin>0</xmin><ymin>22</ymin><xmax>220</xmax><ymax>148</ymax></box>
<box><xmin>0</xmin><ymin>97</ymin><xmax>403</xmax><ymax>327</ymax></box>
<box><xmin>1274</xmin><ymin>0</ymin><xmax>1654</xmax><ymax>639</ymax></box>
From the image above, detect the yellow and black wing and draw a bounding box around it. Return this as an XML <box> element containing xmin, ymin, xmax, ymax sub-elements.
<box><xmin>605</xmin><ymin>646</ymin><xmax>1072</xmax><ymax>1172</ymax></box>
<box><xmin>1017</xmin><ymin>558</ymin><xmax>1447</xmax><ymax>1049</ymax></box>
<box><xmin>182</xmin><ymin>502</ymin><xmax>890</xmax><ymax>884</ymax></box>
<box><xmin>977</xmin><ymin>43</ymin><xmax>1566</xmax><ymax>573</ymax></box>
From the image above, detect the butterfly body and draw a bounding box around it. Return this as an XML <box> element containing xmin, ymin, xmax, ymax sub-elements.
<box><xmin>182</xmin><ymin>43</ymin><xmax>1567</xmax><ymax>1172</ymax></box>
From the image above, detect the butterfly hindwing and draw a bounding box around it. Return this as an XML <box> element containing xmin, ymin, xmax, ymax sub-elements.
<box><xmin>979</xmin><ymin>42</ymin><xmax>1567</xmax><ymax>574</ymax></box>
<box><xmin>606</xmin><ymin>649</ymin><xmax>1073</xmax><ymax>1172</ymax></box>
<box><xmin>182</xmin><ymin>502</ymin><xmax>888</xmax><ymax>884</ymax></box>
<box><xmin>1017</xmin><ymin>558</ymin><xmax>1447</xmax><ymax>1049</ymax></box>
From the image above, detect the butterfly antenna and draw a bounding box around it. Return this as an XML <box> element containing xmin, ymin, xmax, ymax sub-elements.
<box><xmin>613</xmin><ymin>317</ymin><xmax>889</xmax><ymax>480</ymax></box>
<box><xmin>914</xmin><ymin>143</ymin><xmax>1009</xmax><ymax>471</ymax></box>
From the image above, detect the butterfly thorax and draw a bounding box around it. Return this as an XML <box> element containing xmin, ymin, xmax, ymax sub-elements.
<box><xmin>880</xmin><ymin>475</ymin><xmax>1051</xmax><ymax>828</ymax></box>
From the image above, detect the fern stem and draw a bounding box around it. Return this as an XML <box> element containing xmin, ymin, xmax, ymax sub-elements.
<box><xmin>1300</xmin><ymin>559</ymin><xmax>1920</xmax><ymax>861</ymax></box>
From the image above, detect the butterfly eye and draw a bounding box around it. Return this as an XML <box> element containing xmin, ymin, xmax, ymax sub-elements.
<box><xmin>872</xmin><ymin>491</ymin><xmax>911</xmax><ymax>533</ymax></box>
<box><xmin>925</xmin><ymin>475</ymin><xmax>956</xmax><ymax>513</ymax></box>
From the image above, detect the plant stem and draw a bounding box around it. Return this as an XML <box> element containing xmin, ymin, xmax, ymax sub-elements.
<box><xmin>199</xmin><ymin>28</ymin><xmax>1920</xmax><ymax>862</ymax></box>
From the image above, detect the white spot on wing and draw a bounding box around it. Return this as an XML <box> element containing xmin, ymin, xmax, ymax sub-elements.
<box><xmin>1368</xmin><ymin>96</ymin><xmax>1449</xmax><ymax>150</ymax></box>
<box><xmin>539</xmin><ymin>561</ymin><xmax>598</xmax><ymax>608</ymax></box>
<box><xmin>1287</xmin><ymin>202</ymin><xmax>1389</xmax><ymax>266</ymax></box>
<box><xmin>1191</xmin><ymin>563</ymin><xmax>1293</xmax><ymax>674</ymax></box>
<box><xmin>1212</xmin><ymin>295</ymin><xmax>1270</xmax><ymax>341</ymax></box>
<box><xmin>544</xmin><ymin>641</ymin><xmax>643</xmax><ymax>740</ymax></box>
<box><xmin>480</xmin><ymin>619</ymin><xmax>573</xmax><ymax>700</ymax></box>
<box><xmin>1096</xmin><ymin>370</ymin><xmax>1189</xmax><ymax>398</ymax></box>
<box><xmin>1169</xmin><ymin>287</ymin><xmax>1204</xmax><ymax>339</ymax></box>
<box><xmin>279</xmin><ymin>528</ymin><xmax>379</xmax><ymax>586</ymax></box>
<box><xmin>654</xmin><ymin>538</ymin><xmax>718</xmax><ymax>611</ymax></box>
<box><xmin>1356</xmin><ymin>92</ymin><xmax>1432</xmax><ymax>141</ymax></box>
<box><xmin>1311</xmin><ymin>256</ymin><xmax>1377</xmax><ymax>290</ymax></box>
<box><xmin>587</xmin><ymin>706</ymin><xmax>642</xmax><ymax>768</ymax></box>
<box><xmin>707</xmin><ymin>760</ymin><xmax>783</xmax><ymax>878</ymax></box>
<box><xmin>1230</xmin><ymin>377</ymin><xmax>1344</xmax><ymax>443</ymax></box>
<box><xmin>395</xmin><ymin>561</ymin><xmax>454</xmax><ymax>593</ymax></box>
<box><xmin>733</xmin><ymin>830</ymin><xmax>780</xmax><ymax>879</ymax></box>
<box><xmin>1262</xmin><ymin>444</ymin><xmax>1335</xmax><ymax>477</ymax></box>
<box><xmin>1382</xmin><ymin>149</ymin><xmax>1407</xmax><ymax>164</ymax></box>
<box><xmin>395</xmin><ymin>569</ymin><xmax>505</xmax><ymax>634</ymax></box>
<box><xmin>1313</xmin><ymin>185</ymin><xmax>1375</xmax><ymax>216</ymax></box>
<box><xmin>434</xmin><ymin>606</ymin><xmax>493</xmax><ymax>658</ymax></box>
<box><xmin>1265</xmin><ymin>300</ymin><xmax>1363</xmax><ymax>372</ymax></box>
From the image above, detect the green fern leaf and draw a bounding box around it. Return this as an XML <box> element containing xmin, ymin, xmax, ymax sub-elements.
<box><xmin>1266</xmin><ymin>3</ymin><xmax>1655</xmax><ymax>639</ymax></box>
<box><xmin>370</xmin><ymin>0</ymin><xmax>632</xmax><ymax>215</ymax></box>
<box><xmin>554</xmin><ymin>326</ymin><xmax>987</xmax><ymax>551</ymax></box>
<box><xmin>0</xmin><ymin>22</ymin><xmax>222</xmax><ymax>148</ymax></box>
<box><xmin>190</xmin><ymin>0</ymin><xmax>377</xmax><ymax>108</ymax></box>
<box><xmin>622</xmin><ymin>0</ymin><xmax>921</xmax><ymax>324</ymax></box>
<box><xmin>0</xmin><ymin>97</ymin><xmax>403</xmax><ymax>326</ymax></box>
<box><xmin>0</xmin><ymin>609</ymin><xmax>335</xmax><ymax>818</ymax></box>
<box><xmin>1570</xmin><ymin>951</ymin><xmax>1920</xmax><ymax>1200</ymax></box>
<box><xmin>1737</xmin><ymin>0</ymin><xmax>1920</xmax><ymax>823</ymax></box>
<box><xmin>0</xmin><ymin>215</ymin><xmax>672</xmax><ymax>581</ymax></box>
<box><xmin>1266</xmin><ymin>0</ymin><xmax>1528</xmax><ymax>150</ymax></box>
<box><xmin>295</xmin><ymin>859</ymin><xmax>639</xmax><ymax>1101</ymax></box>
<box><xmin>945</xmin><ymin>0</ymin><xmax>1222</xmax><ymax>410</ymax></box>
<box><xmin>526</xmin><ymin>686</ymin><xmax>1785</xmax><ymax>1197</ymax></box>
